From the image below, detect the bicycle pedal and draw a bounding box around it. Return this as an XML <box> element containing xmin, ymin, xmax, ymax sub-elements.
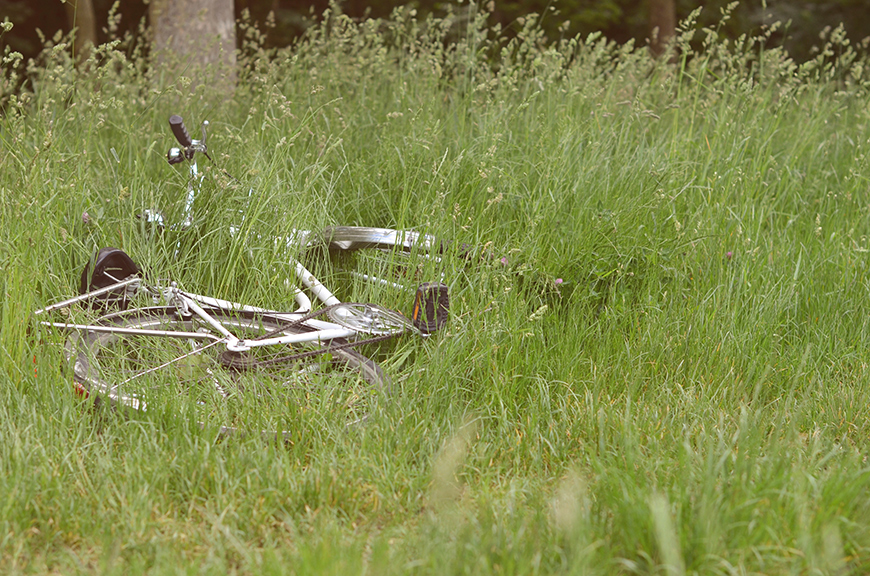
<box><xmin>412</xmin><ymin>282</ymin><xmax>449</xmax><ymax>334</ymax></box>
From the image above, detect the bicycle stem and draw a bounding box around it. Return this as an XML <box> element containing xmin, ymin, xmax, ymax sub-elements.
<box><xmin>181</xmin><ymin>159</ymin><xmax>200</xmax><ymax>230</ymax></box>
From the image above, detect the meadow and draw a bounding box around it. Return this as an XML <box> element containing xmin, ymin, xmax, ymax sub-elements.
<box><xmin>2</xmin><ymin>4</ymin><xmax>870</xmax><ymax>574</ymax></box>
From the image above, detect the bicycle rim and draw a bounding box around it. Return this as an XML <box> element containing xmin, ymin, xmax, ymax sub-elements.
<box><xmin>315</xmin><ymin>227</ymin><xmax>444</xmax><ymax>304</ymax></box>
<box><xmin>64</xmin><ymin>306</ymin><xmax>387</xmax><ymax>438</ymax></box>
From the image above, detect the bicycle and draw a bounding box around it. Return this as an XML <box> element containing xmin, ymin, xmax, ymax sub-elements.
<box><xmin>35</xmin><ymin>115</ymin><xmax>450</xmax><ymax>439</ymax></box>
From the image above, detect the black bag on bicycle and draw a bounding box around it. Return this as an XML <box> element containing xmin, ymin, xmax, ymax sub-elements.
<box><xmin>79</xmin><ymin>247</ymin><xmax>141</xmax><ymax>310</ymax></box>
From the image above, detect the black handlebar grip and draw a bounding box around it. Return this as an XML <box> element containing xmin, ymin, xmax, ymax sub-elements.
<box><xmin>169</xmin><ymin>115</ymin><xmax>193</xmax><ymax>147</ymax></box>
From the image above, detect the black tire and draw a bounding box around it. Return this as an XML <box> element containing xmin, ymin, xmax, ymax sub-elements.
<box><xmin>64</xmin><ymin>306</ymin><xmax>387</xmax><ymax>437</ymax></box>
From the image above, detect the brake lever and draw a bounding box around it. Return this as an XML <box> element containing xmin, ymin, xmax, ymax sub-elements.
<box><xmin>166</xmin><ymin>117</ymin><xmax>209</xmax><ymax>165</ymax></box>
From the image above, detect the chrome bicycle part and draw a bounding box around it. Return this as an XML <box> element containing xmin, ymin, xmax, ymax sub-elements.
<box><xmin>327</xmin><ymin>303</ymin><xmax>417</xmax><ymax>336</ymax></box>
<box><xmin>65</xmin><ymin>307</ymin><xmax>387</xmax><ymax>437</ymax></box>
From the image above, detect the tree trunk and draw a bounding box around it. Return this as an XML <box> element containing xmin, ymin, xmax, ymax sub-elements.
<box><xmin>649</xmin><ymin>0</ymin><xmax>676</xmax><ymax>58</ymax></box>
<box><xmin>65</xmin><ymin>0</ymin><xmax>97</xmax><ymax>61</ymax></box>
<box><xmin>149</xmin><ymin>0</ymin><xmax>237</xmax><ymax>94</ymax></box>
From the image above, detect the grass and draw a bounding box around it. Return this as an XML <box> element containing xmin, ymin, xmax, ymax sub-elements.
<box><xmin>3</xmin><ymin>3</ymin><xmax>870</xmax><ymax>574</ymax></box>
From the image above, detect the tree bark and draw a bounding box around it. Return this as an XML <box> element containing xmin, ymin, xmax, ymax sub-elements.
<box><xmin>149</xmin><ymin>0</ymin><xmax>237</xmax><ymax>94</ymax></box>
<box><xmin>65</xmin><ymin>0</ymin><xmax>97</xmax><ymax>61</ymax></box>
<box><xmin>649</xmin><ymin>0</ymin><xmax>676</xmax><ymax>58</ymax></box>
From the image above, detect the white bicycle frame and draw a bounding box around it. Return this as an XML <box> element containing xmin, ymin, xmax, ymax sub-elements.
<box><xmin>35</xmin><ymin>119</ymin><xmax>440</xmax><ymax>348</ymax></box>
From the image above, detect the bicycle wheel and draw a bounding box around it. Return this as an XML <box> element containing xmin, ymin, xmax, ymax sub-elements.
<box><xmin>311</xmin><ymin>227</ymin><xmax>449</xmax><ymax>333</ymax></box>
<box><xmin>64</xmin><ymin>306</ymin><xmax>386</xmax><ymax>437</ymax></box>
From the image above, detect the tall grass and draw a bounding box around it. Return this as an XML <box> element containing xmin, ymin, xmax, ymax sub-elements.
<box><xmin>2</xmin><ymin>3</ymin><xmax>870</xmax><ymax>573</ymax></box>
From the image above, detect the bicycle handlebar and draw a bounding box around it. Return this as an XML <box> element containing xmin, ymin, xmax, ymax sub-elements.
<box><xmin>169</xmin><ymin>114</ymin><xmax>193</xmax><ymax>147</ymax></box>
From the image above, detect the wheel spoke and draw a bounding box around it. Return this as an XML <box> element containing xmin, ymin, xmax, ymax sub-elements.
<box><xmin>67</xmin><ymin>308</ymin><xmax>387</xmax><ymax>435</ymax></box>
